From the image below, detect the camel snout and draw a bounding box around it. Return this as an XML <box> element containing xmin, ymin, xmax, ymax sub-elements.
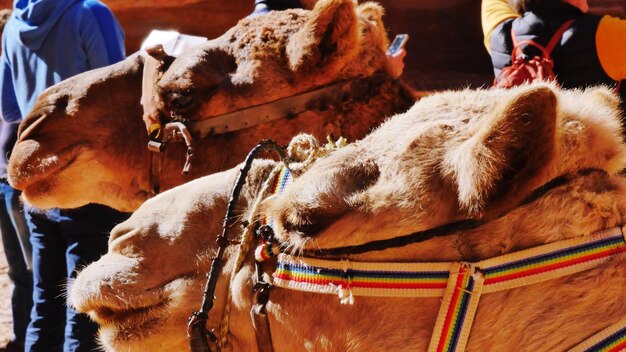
<box><xmin>71</xmin><ymin>253</ymin><xmax>142</xmax><ymax>315</ymax></box>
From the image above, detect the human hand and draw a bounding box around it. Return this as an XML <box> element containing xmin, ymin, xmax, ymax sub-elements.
<box><xmin>386</xmin><ymin>48</ymin><xmax>406</xmax><ymax>80</ymax></box>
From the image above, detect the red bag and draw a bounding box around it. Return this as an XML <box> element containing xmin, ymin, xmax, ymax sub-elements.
<box><xmin>494</xmin><ymin>20</ymin><xmax>574</xmax><ymax>88</ymax></box>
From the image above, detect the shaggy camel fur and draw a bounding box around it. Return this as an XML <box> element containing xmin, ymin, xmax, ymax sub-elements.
<box><xmin>8</xmin><ymin>0</ymin><xmax>413</xmax><ymax>212</ymax></box>
<box><xmin>72</xmin><ymin>83</ymin><xmax>626</xmax><ymax>351</ymax></box>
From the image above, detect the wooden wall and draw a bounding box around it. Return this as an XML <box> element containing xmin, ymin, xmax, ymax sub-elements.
<box><xmin>1</xmin><ymin>0</ymin><xmax>625</xmax><ymax>90</ymax></box>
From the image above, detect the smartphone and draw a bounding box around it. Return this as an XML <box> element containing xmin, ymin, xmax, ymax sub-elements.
<box><xmin>387</xmin><ymin>34</ymin><xmax>409</xmax><ymax>55</ymax></box>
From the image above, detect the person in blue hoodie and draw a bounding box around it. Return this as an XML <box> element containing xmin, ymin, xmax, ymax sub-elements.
<box><xmin>0</xmin><ymin>8</ymin><xmax>33</xmax><ymax>352</ymax></box>
<box><xmin>0</xmin><ymin>1</ymin><xmax>129</xmax><ymax>351</ymax></box>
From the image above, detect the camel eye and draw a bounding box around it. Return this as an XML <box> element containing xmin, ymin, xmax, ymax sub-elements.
<box><xmin>285</xmin><ymin>222</ymin><xmax>323</xmax><ymax>237</ymax></box>
<box><xmin>295</xmin><ymin>222</ymin><xmax>323</xmax><ymax>236</ymax></box>
<box><xmin>281</xmin><ymin>214</ymin><xmax>327</xmax><ymax>237</ymax></box>
<box><xmin>167</xmin><ymin>89</ymin><xmax>194</xmax><ymax>111</ymax></box>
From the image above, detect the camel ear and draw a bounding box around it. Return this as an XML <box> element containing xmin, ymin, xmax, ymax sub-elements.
<box><xmin>356</xmin><ymin>2</ymin><xmax>385</xmax><ymax>25</ymax></box>
<box><xmin>443</xmin><ymin>85</ymin><xmax>559</xmax><ymax>216</ymax></box>
<box><xmin>230</xmin><ymin>60</ymin><xmax>258</xmax><ymax>86</ymax></box>
<box><xmin>286</xmin><ymin>0</ymin><xmax>359</xmax><ymax>74</ymax></box>
<box><xmin>194</xmin><ymin>46</ymin><xmax>238</xmax><ymax>86</ymax></box>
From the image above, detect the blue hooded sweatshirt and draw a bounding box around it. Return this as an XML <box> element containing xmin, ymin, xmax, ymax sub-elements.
<box><xmin>0</xmin><ymin>0</ymin><xmax>125</xmax><ymax>175</ymax></box>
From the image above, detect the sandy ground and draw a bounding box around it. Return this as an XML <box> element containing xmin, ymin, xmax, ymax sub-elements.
<box><xmin>0</xmin><ymin>234</ymin><xmax>13</xmax><ymax>346</ymax></box>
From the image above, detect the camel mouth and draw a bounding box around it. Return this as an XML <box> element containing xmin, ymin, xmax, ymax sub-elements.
<box><xmin>9</xmin><ymin>141</ymin><xmax>86</xmax><ymax>192</ymax></box>
<box><xmin>77</xmin><ymin>273</ymin><xmax>202</xmax><ymax>331</ymax></box>
<box><xmin>79</xmin><ymin>284</ymin><xmax>173</xmax><ymax>329</ymax></box>
<box><xmin>90</xmin><ymin>300</ymin><xmax>169</xmax><ymax>327</ymax></box>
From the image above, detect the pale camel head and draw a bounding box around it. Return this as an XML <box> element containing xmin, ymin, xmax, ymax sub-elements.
<box><xmin>72</xmin><ymin>84</ymin><xmax>626</xmax><ymax>351</ymax></box>
<box><xmin>9</xmin><ymin>0</ymin><xmax>404</xmax><ymax>212</ymax></box>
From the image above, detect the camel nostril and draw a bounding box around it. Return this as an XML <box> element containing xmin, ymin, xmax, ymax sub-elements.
<box><xmin>18</xmin><ymin>112</ymin><xmax>47</xmax><ymax>142</ymax></box>
<box><xmin>94</xmin><ymin>306</ymin><xmax>116</xmax><ymax>321</ymax></box>
<box><xmin>109</xmin><ymin>225</ymin><xmax>125</xmax><ymax>242</ymax></box>
<box><xmin>18</xmin><ymin>94</ymin><xmax>69</xmax><ymax>141</ymax></box>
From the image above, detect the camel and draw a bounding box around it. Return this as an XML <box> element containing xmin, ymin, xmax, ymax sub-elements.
<box><xmin>7</xmin><ymin>0</ymin><xmax>414</xmax><ymax>212</ymax></box>
<box><xmin>71</xmin><ymin>83</ymin><xmax>626</xmax><ymax>351</ymax></box>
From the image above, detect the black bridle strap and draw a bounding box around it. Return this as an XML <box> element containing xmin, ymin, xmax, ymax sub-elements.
<box><xmin>305</xmin><ymin>168</ymin><xmax>606</xmax><ymax>257</ymax></box>
<box><xmin>309</xmin><ymin>218</ymin><xmax>483</xmax><ymax>257</ymax></box>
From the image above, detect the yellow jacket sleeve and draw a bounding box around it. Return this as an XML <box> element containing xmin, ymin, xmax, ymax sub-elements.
<box><xmin>596</xmin><ymin>15</ymin><xmax>626</xmax><ymax>81</ymax></box>
<box><xmin>481</xmin><ymin>0</ymin><xmax>520</xmax><ymax>52</ymax></box>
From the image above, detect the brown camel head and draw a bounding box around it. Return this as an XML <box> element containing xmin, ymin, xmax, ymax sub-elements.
<box><xmin>8</xmin><ymin>0</ymin><xmax>395</xmax><ymax>212</ymax></box>
<box><xmin>264</xmin><ymin>84</ymin><xmax>626</xmax><ymax>251</ymax></box>
<box><xmin>155</xmin><ymin>0</ymin><xmax>388</xmax><ymax>122</ymax></box>
<box><xmin>8</xmin><ymin>55</ymin><xmax>148</xmax><ymax>211</ymax></box>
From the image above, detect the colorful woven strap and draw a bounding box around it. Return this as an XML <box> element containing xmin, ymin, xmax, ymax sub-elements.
<box><xmin>274</xmin><ymin>255</ymin><xmax>451</xmax><ymax>298</ymax></box>
<box><xmin>254</xmin><ymin>166</ymin><xmax>293</xmax><ymax>262</ymax></box>
<box><xmin>273</xmin><ymin>227</ymin><xmax>624</xmax><ymax>297</ymax></box>
<box><xmin>255</xmin><ymin>240</ymin><xmax>281</xmax><ymax>262</ymax></box>
<box><xmin>429</xmin><ymin>227</ymin><xmax>626</xmax><ymax>352</ymax></box>
<box><xmin>570</xmin><ymin>317</ymin><xmax>626</xmax><ymax>352</ymax></box>
<box><xmin>428</xmin><ymin>264</ymin><xmax>483</xmax><ymax>352</ymax></box>
<box><xmin>271</xmin><ymin>227</ymin><xmax>626</xmax><ymax>352</ymax></box>
<box><xmin>262</xmin><ymin>166</ymin><xmax>292</xmax><ymax>228</ymax></box>
<box><xmin>479</xmin><ymin>226</ymin><xmax>626</xmax><ymax>293</ymax></box>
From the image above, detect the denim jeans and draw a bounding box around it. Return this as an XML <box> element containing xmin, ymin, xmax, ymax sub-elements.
<box><xmin>24</xmin><ymin>204</ymin><xmax>130</xmax><ymax>352</ymax></box>
<box><xmin>0</xmin><ymin>181</ymin><xmax>33</xmax><ymax>344</ymax></box>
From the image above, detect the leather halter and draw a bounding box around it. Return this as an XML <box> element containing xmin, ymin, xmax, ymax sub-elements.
<box><xmin>141</xmin><ymin>45</ymin><xmax>391</xmax><ymax>194</ymax></box>
<box><xmin>188</xmin><ymin>74</ymin><xmax>387</xmax><ymax>138</ymax></box>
